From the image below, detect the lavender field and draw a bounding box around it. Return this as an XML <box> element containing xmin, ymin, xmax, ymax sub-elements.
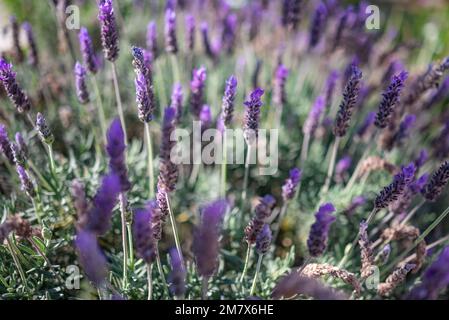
<box><xmin>0</xmin><ymin>0</ymin><xmax>449</xmax><ymax>301</ymax></box>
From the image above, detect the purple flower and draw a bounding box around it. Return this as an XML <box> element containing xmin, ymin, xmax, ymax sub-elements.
<box><xmin>10</xmin><ymin>142</ymin><xmax>23</xmax><ymax>166</ymax></box>
<box><xmin>307</xmin><ymin>203</ymin><xmax>336</xmax><ymax>257</ymax></box>
<box><xmin>245</xmin><ymin>195</ymin><xmax>276</xmax><ymax>244</ymax></box>
<box><xmin>185</xmin><ymin>14</ymin><xmax>195</xmax><ymax>52</ymax></box>
<box><xmin>98</xmin><ymin>0</ymin><xmax>119</xmax><ymax>62</ymax></box>
<box><xmin>134</xmin><ymin>69</ymin><xmax>154</xmax><ymax>123</ymax></box>
<box><xmin>168</xmin><ymin>247</ymin><xmax>186</xmax><ymax>298</ymax></box>
<box><xmin>200</xmin><ymin>22</ymin><xmax>216</xmax><ymax>60</ymax></box>
<box><xmin>343</xmin><ymin>196</ymin><xmax>366</xmax><ymax>216</ymax></box>
<box><xmin>78</xmin><ymin>27</ymin><xmax>98</xmax><ymax>74</ymax></box>
<box><xmin>74</xmin><ymin>62</ymin><xmax>90</xmax><ymax>104</ymax></box>
<box><xmin>75</xmin><ymin>230</ymin><xmax>108</xmax><ymax>287</ymax></box>
<box><xmin>133</xmin><ymin>207</ymin><xmax>156</xmax><ymax>264</ymax></box>
<box><xmin>146</xmin><ymin>21</ymin><xmax>158</xmax><ymax>59</ymax></box>
<box><xmin>106</xmin><ymin>119</ymin><xmax>131</xmax><ymax>192</ymax></box>
<box><xmin>375</xmin><ymin>163</ymin><xmax>416</xmax><ymax>209</ymax></box>
<box><xmin>309</xmin><ymin>2</ymin><xmax>327</xmax><ymax>49</ymax></box>
<box><xmin>323</xmin><ymin>70</ymin><xmax>339</xmax><ymax>109</ymax></box>
<box><xmin>335</xmin><ymin>155</ymin><xmax>351</xmax><ymax>182</ymax></box>
<box><xmin>221</xmin><ymin>14</ymin><xmax>237</xmax><ymax>54</ymax></box>
<box><xmin>192</xmin><ymin>199</ymin><xmax>228</xmax><ymax>278</ymax></box>
<box><xmin>413</xmin><ymin>149</ymin><xmax>428</xmax><ymax>169</ymax></box>
<box><xmin>220</xmin><ymin>75</ymin><xmax>238</xmax><ymax>127</ymax></box>
<box><xmin>22</xmin><ymin>22</ymin><xmax>38</xmax><ymax>67</ymax></box>
<box><xmin>243</xmin><ymin>88</ymin><xmax>264</xmax><ymax>144</ymax></box>
<box><xmin>423</xmin><ymin>76</ymin><xmax>449</xmax><ymax>110</ymax></box>
<box><xmin>303</xmin><ymin>95</ymin><xmax>325</xmax><ymax>136</ymax></box>
<box><xmin>393</xmin><ymin>114</ymin><xmax>416</xmax><ymax>147</ymax></box>
<box><xmin>158</xmin><ymin>107</ymin><xmax>178</xmax><ymax>193</ymax></box>
<box><xmin>421</xmin><ymin>161</ymin><xmax>449</xmax><ymax>202</ymax></box>
<box><xmin>0</xmin><ymin>59</ymin><xmax>31</xmax><ymax>113</ymax></box>
<box><xmin>200</xmin><ymin>105</ymin><xmax>212</xmax><ymax>129</ymax></box>
<box><xmin>165</xmin><ymin>7</ymin><xmax>178</xmax><ymax>54</ymax></box>
<box><xmin>356</xmin><ymin>112</ymin><xmax>376</xmax><ymax>140</ymax></box>
<box><xmin>190</xmin><ymin>67</ymin><xmax>207</xmax><ymax>119</ymax></box>
<box><xmin>0</xmin><ymin>125</ymin><xmax>14</xmax><ymax>164</ymax></box>
<box><xmin>333</xmin><ymin>63</ymin><xmax>362</xmax><ymax>137</ymax></box>
<box><xmin>375</xmin><ymin>71</ymin><xmax>408</xmax><ymax>129</ymax></box>
<box><xmin>256</xmin><ymin>224</ymin><xmax>272</xmax><ymax>255</ymax></box>
<box><xmin>16</xmin><ymin>165</ymin><xmax>35</xmax><ymax>198</ymax></box>
<box><xmin>332</xmin><ymin>7</ymin><xmax>351</xmax><ymax>50</ymax></box>
<box><xmin>171</xmin><ymin>83</ymin><xmax>183</xmax><ymax>125</ymax></box>
<box><xmin>85</xmin><ymin>174</ymin><xmax>121</xmax><ymax>235</ymax></box>
<box><xmin>10</xmin><ymin>16</ymin><xmax>23</xmax><ymax>62</ymax></box>
<box><xmin>36</xmin><ymin>113</ymin><xmax>54</xmax><ymax>145</ymax></box>
<box><xmin>15</xmin><ymin>132</ymin><xmax>28</xmax><ymax>160</ymax></box>
<box><xmin>407</xmin><ymin>246</ymin><xmax>449</xmax><ymax>300</ymax></box>
<box><xmin>282</xmin><ymin>168</ymin><xmax>302</xmax><ymax>201</ymax></box>
<box><xmin>282</xmin><ymin>0</ymin><xmax>302</xmax><ymax>30</ymax></box>
<box><xmin>409</xmin><ymin>174</ymin><xmax>429</xmax><ymax>194</ymax></box>
<box><xmin>273</xmin><ymin>64</ymin><xmax>289</xmax><ymax>106</ymax></box>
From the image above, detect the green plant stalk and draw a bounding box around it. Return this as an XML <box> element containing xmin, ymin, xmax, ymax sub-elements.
<box><xmin>144</xmin><ymin>122</ymin><xmax>155</xmax><ymax>198</ymax></box>
<box><xmin>322</xmin><ymin>137</ymin><xmax>340</xmax><ymax>194</ymax></box>
<box><xmin>91</xmin><ymin>75</ymin><xmax>107</xmax><ymax>144</ymax></box>
<box><xmin>119</xmin><ymin>193</ymin><xmax>129</xmax><ymax>288</ymax></box>
<box><xmin>147</xmin><ymin>263</ymin><xmax>153</xmax><ymax>300</ymax></box>
<box><xmin>300</xmin><ymin>132</ymin><xmax>311</xmax><ymax>166</ymax></box>
<box><xmin>249</xmin><ymin>254</ymin><xmax>263</xmax><ymax>296</ymax></box>
<box><xmin>28</xmin><ymin>237</ymin><xmax>51</xmax><ymax>266</ymax></box>
<box><xmin>111</xmin><ymin>62</ymin><xmax>127</xmax><ymax>142</ymax></box>
<box><xmin>166</xmin><ymin>192</ymin><xmax>184</xmax><ymax>266</ymax></box>
<box><xmin>155</xmin><ymin>246</ymin><xmax>170</xmax><ymax>297</ymax></box>
<box><xmin>6</xmin><ymin>237</ymin><xmax>28</xmax><ymax>288</ymax></box>
<box><xmin>239</xmin><ymin>243</ymin><xmax>252</xmax><ymax>284</ymax></box>
<box><xmin>170</xmin><ymin>54</ymin><xmax>181</xmax><ymax>84</ymax></box>
<box><xmin>221</xmin><ymin>132</ymin><xmax>228</xmax><ymax>197</ymax></box>
<box><xmin>127</xmin><ymin>223</ymin><xmax>134</xmax><ymax>269</ymax></box>
<box><xmin>47</xmin><ymin>144</ymin><xmax>56</xmax><ymax>177</ymax></box>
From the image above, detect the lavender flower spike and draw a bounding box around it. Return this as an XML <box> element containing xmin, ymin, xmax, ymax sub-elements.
<box><xmin>22</xmin><ymin>22</ymin><xmax>39</xmax><ymax>68</ymax></box>
<box><xmin>192</xmin><ymin>199</ymin><xmax>228</xmax><ymax>278</ymax></box>
<box><xmin>256</xmin><ymin>224</ymin><xmax>272</xmax><ymax>255</ymax></box>
<box><xmin>106</xmin><ymin>118</ymin><xmax>131</xmax><ymax>192</ymax></box>
<box><xmin>200</xmin><ymin>105</ymin><xmax>212</xmax><ymax>128</ymax></box>
<box><xmin>16</xmin><ymin>165</ymin><xmax>36</xmax><ymax>198</ymax></box>
<box><xmin>0</xmin><ymin>59</ymin><xmax>31</xmax><ymax>113</ymax></box>
<box><xmin>0</xmin><ymin>125</ymin><xmax>14</xmax><ymax>164</ymax></box>
<box><xmin>98</xmin><ymin>0</ymin><xmax>119</xmax><ymax>62</ymax></box>
<box><xmin>375</xmin><ymin>71</ymin><xmax>408</xmax><ymax>129</ymax></box>
<box><xmin>333</xmin><ymin>64</ymin><xmax>362</xmax><ymax>137</ymax></box>
<box><xmin>220</xmin><ymin>75</ymin><xmax>238</xmax><ymax>127</ymax></box>
<box><xmin>36</xmin><ymin>113</ymin><xmax>54</xmax><ymax>145</ymax></box>
<box><xmin>168</xmin><ymin>247</ymin><xmax>186</xmax><ymax>298</ymax></box>
<box><xmin>15</xmin><ymin>132</ymin><xmax>28</xmax><ymax>160</ymax></box>
<box><xmin>324</xmin><ymin>70</ymin><xmax>339</xmax><ymax>109</ymax></box>
<box><xmin>273</xmin><ymin>64</ymin><xmax>289</xmax><ymax>106</ymax></box>
<box><xmin>135</xmin><ymin>70</ymin><xmax>154</xmax><ymax>123</ymax></box>
<box><xmin>375</xmin><ymin>163</ymin><xmax>416</xmax><ymax>209</ymax></box>
<box><xmin>146</xmin><ymin>21</ymin><xmax>158</xmax><ymax>59</ymax></box>
<box><xmin>171</xmin><ymin>83</ymin><xmax>183</xmax><ymax>125</ymax></box>
<box><xmin>421</xmin><ymin>161</ymin><xmax>449</xmax><ymax>202</ymax></box>
<box><xmin>245</xmin><ymin>195</ymin><xmax>276</xmax><ymax>244</ymax></box>
<box><xmin>307</xmin><ymin>203</ymin><xmax>336</xmax><ymax>257</ymax></box>
<box><xmin>78</xmin><ymin>27</ymin><xmax>98</xmax><ymax>74</ymax></box>
<box><xmin>158</xmin><ymin>107</ymin><xmax>178</xmax><ymax>193</ymax></box>
<box><xmin>133</xmin><ymin>207</ymin><xmax>156</xmax><ymax>264</ymax></box>
<box><xmin>356</xmin><ymin>112</ymin><xmax>376</xmax><ymax>139</ymax></box>
<box><xmin>243</xmin><ymin>88</ymin><xmax>265</xmax><ymax>144</ymax></box>
<box><xmin>165</xmin><ymin>7</ymin><xmax>178</xmax><ymax>54</ymax></box>
<box><xmin>309</xmin><ymin>2</ymin><xmax>327</xmax><ymax>49</ymax></box>
<box><xmin>190</xmin><ymin>67</ymin><xmax>207</xmax><ymax>119</ymax></box>
<box><xmin>282</xmin><ymin>168</ymin><xmax>302</xmax><ymax>201</ymax></box>
<box><xmin>282</xmin><ymin>0</ymin><xmax>302</xmax><ymax>30</ymax></box>
<box><xmin>185</xmin><ymin>14</ymin><xmax>195</xmax><ymax>52</ymax></box>
<box><xmin>75</xmin><ymin>230</ymin><xmax>108</xmax><ymax>287</ymax></box>
<box><xmin>74</xmin><ymin>62</ymin><xmax>90</xmax><ymax>104</ymax></box>
<box><xmin>303</xmin><ymin>95</ymin><xmax>325</xmax><ymax>136</ymax></box>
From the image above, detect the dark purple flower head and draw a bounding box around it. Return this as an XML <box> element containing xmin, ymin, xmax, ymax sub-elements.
<box><xmin>134</xmin><ymin>70</ymin><xmax>154</xmax><ymax>123</ymax></box>
<box><xmin>307</xmin><ymin>203</ymin><xmax>336</xmax><ymax>257</ymax></box>
<box><xmin>190</xmin><ymin>67</ymin><xmax>207</xmax><ymax>119</ymax></box>
<box><xmin>324</xmin><ymin>70</ymin><xmax>339</xmax><ymax>109</ymax></box>
<box><xmin>133</xmin><ymin>207</ymin><xmax>156</xmax><ymax>264</ymax></box>
<box><xmin>303</xmin><ymin>95</ymin><xmax>325</xmax><ymax>136</ymax></box>
<box><xmin>10</xmin><ymin>16</ymin><xmax>23</xmax><ymax>62</ymax></box>
<box><xmin>36</xmin><ymin>113</ymin><xmax>54</xmax><ymax>145</ymax></box>
<box><xmin>165</xmin><ymin>7</ymin><xmax>178</xmax><ymax>54</ymax></box>
<box><xmin>146</xmin><ymin>21</ymin><xmax>158</xmax><ymax>59</ymax></box>
<box><xmin>168</xmin><ymin>247</ymin><xmax>186</xmax><ymax>298</ymax></box>
<box><xmin>282</xmin><ymin>168</ymin><xmax>302</xmax><ymax>201</ymax></box>
<box><xmin>193</xmin><ymin>199</ymin><xmax>228</xmax><ymax>278</ymax></box>
<box><xmin>221</xmin><ymin>75</ymin><xmax>238</xmax><ymax>127</ymax></box>
<box><xmin>424</xmin><ymin>75</ymin><xmax>449</xmax><ymax>110</ymax></box>
<box><xmin>106</xmin><ymin>118</ymin><xmax>131</xmax><ymax>192</ymax></box>
<box><xmin>421</xmin><ymin>161</ymin><xmax>449</xmax><ymax>202</ymax></box>
<box><xmin>273</xmin><ymin>64</ymin><xmax>289</xmax><ymax>106</ymax></box>
<box><xmin>22</xmin><ymin>22</ymin><xmax>38</xmax><ymax>68</ymax></box>
<box><xmin>332</xmin><ymin>6</ymin><xmax>352</xmax><ymax>50</ymax></box>
<box><xmin>409</xmin><ymin>174</ymin><xmax>429</xmax><ymax>194</ymax></box>
<box><xmin>309</xmin><ymin>2</ymin><xmax>327</xmax><ymax>49</ymax></box>
<box><xmin>407</xmin><ymin>246</ymin><xmax>449</xmax><ymax>300</ymax></box>
<box><xmin>282</xmin><ymin>0</ymin><xmax>303</xmax><ymax>30</ymax></box>
<box><xmin>356</xmin><ymin>112</ymin><xmax>376</xmax><ymax>140</ymax></box>
<box><xmin>375</xmin><ymin>71</ymin><xmax>408</xmax><ymax>129</ymax></box>
<box><xmin>393</xmin><ymin>114</ymin><xmax>416</xmax><ymax>147</ymax></box>
<box><xmin>75</xmin><ymin>230</ymin><xmax>108</xmax><ymax>287</ymax></box>
<box><xmin>74</xmin><ymin>62</ymin><xmax>90</xmax><ymax>104</ymax></box>
<box><xmin>16</xmin><ymin>165</ymin><xmax>35</xmax><ymax>198</ymax></box>
<box><xmin>171</xmin><ymin>83</ymin><xmax>183</xmax><ymax>125</ymax></box>
<box><xmin>185</xmin><ymin>14</ymin><xmax>195</xmax><ymax>52</ymax></box>
<box><xmin>0</xmin><ymin>59</ymin><xmax>31</xmax><ymax>113</ymax></box>
<box><xmin>245</xmin><ymin>195</ymin><xmax>276</xmax><ymax>244</ymax></box>
<box><xmin>0</xmin><ymin>124</ymin><xmax>14</xmax><ymax>164</ymax></box>
<box><xmin>256</xmin><ymin>224</ymin><xmax>272</xmax><ymax>255</ymax></box>
<box><xmin>98</xmin><ymin>0</ymin><xmax>119</xmax><ymax>62</ymax></box>
<box><xmin>85</xmin><ymin>174</ymin><xmax>120</xmax><ymax>235</ymax></box>
<box><xmin>222</xmin><ymin>13</ymin><xmax>237</xmax><ymax>54</ymax></box>
<box><xmin>200</xmin><ymin>22</ymin><xmax>216</xmax><ymax>60</ymax></box>
<box><xmin>78</xmin><ymin>27</ymin><xmax>98</xmax><ymax>74</ymax></box>
<box><xmin>333</xmin><ymin>64</ymin><xmax>362</xmax><ymax>137</ymax></box>
<box><xmin>375</xmin><ymin>163</ymin><xmax>416</xmax><ymax>209</ymax></box>
<box><xmin>335</xmin><ymin>155</ymin><xmax>351</xmax><ymax>182</ymax></box>
<box><xmin>200</xmin><ymin>105</ymin><xmax>212</xmax><ymax>128</ymax></box>
<box><xmin>243</xmin><ymin>88</ymin><xmax>264</xmax><ymax>144</ymax></box>
<box><xmin>158</xmin><ymin>107</ymin><xmax>178</xmax><ymax>193</ymax></box>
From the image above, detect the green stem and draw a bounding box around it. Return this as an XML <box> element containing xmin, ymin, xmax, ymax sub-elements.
<box><xmin>322</xmin><ymin>137</ymin><xmax>340</xmax><ymax>194</ymax></box>
<box><xmin>170</xmin><ymin>54</ymin><xmax>181</xmax><ymax>84</ymax></box>
<box><xmin>119</xmin><ymin>193</ymin><xmax>129</xmax><ymax>289</ymax></box>
<box><xmin>127</xmin><ymin>223</ymin><xmax>134</xmax><ymax>270</ymax></box>
<box><xmin>28</xmin><ymin>237</ymin><xmax>51</xmax><ymax>267</ymax></box>
<box><xmin>147</xmin><ymin>263</ymin><xmax>153</xmax><ymax>300</ymax></box>
<box><xmin>300</xmin><ymin>132</ymin><xmax>310</xmax><ymax>166</ymax></box>
<box><xmin>239</xmin><ymin>243</ymin><xmax>252</xmax><ymax>283</ymax></box>
<box><xmin>166</xmin><ymin>192</ymin><xmax>184</xmax><ymax>266</ymax></box>
<box><xmin>155</xmin><ymin>247</ymin><xmax>170</xmax><ymax>297</ymax></box>
<box><xmin>47</xmin><ymin>144</ymin><xmax>56</xmax><ymax>176</ymax></box>
<box><xmin>111</xmin><ymin>62</ymin><xmax>127</xmax><ymax>142</ymax></box>
<box><xmin>249</xmin><ymin>254</ymin><xmax>263</xmax><ymax>296</ymax></box>
<box><xmin>144</xmin><ymin>122</ymin><xmax>155</xmax><ymax>198</ymax></box>
<box><xmin>6</xmin><ymin>238</ymin><xmax>28</xmax><ymax>288</ymax></box>
<box><xmin>91</xmin><ymin>75</ymin><xmax>107</xmax><ymax>145</ymax></box>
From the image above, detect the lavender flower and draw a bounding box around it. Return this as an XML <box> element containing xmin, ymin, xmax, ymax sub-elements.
<box><xmin>374</xmin><ymin>163</ymin><xmax>416</xmax><ymax>209</ymax></box>
<box><xmin>343</xmin><ymin>196</ymin><xmax>366</xmax><ymax>216</ymax></box>
<box><xmin>134</xmin><ymin>70</ymin><xmax>154</xmax><ymax>123</ymax></box>
<box><xmin>245</xmin><ymin>195</ymin><xmax>276</xmax><ymax>244</ymax></box>
<box><xmin>158</xmin><ymin>107</ymin><xmax>178</xmax><ymax>193</ymax></box>
<box><xmin>421</xmin><ymin>161</ymin><xmax>449</xmax><ymax>202</ymax></box>
<box><xmin>75</xmin><ymin>230</ymin><xmax>108</xmax><ymax>287</ymax></box>
<box><xmin>0</xmin><ymin>125</ymin><xmax>14</xmax><ymax>164</ymax></box>
<box><xmin>85</xmin><ymin>174</ymin><xmax>121</xmax><ymax>235</ymax></box>
<box><xmin>106</xmin><ymin>118</ymin><xmax>131</xmax><ymax>192</ymax></box>
<box><xmin>303</xmin><ymin>95</ymin><xmax>325</xmax><ymax>136</ymax></box>
<box><xmin>190</xmin><ymin>67</ymin><xmax>207</xmax><ymax>119</ymax></box>
<box><xmin>335</xmin><ymin>155</ymin><xmax>351</xmax><ymax>182</ymax></box>
<box><xmin>78</xmin><ymin>27</ymin><xmax>98</xmax><ymax>74</ymax></box>
<box><xmin>423</xmin><ymin>76</ymin><xmax>449</xmax><ymax>110</ymax></box>
<box><xmin>356</xmin><ymin>112</ymin><xmax>376</xmax><ymax>140</ymax></box>
<box><xmin>22</xmin><ymin>22</ymin><xmax>38</xmax><ymax>68</ymax></box>
<box><xmin>133</xmin><ymin>207</ymin><xmax>156</xmax><ymax>264</ymax></box>
<box><xmin>243</xmin><ymin>88</ymin><xmax>265</xmax><ymax>144</ymax></box>
<box><xmin>324</xmin><ymin>70</ymin><xmax>339</xmax><ymax>109</ymax></box>
<box><xmin>256</xmin><ymin>224</ymin><xmax>272</xmax><ymax>255</ymax></box>
<box><xmin>146</xmin><ymin>21</ymin><xmax>158</xmax><ymax>59</ymax></box>
<box><xmin>0</xmin><ymin>59</ymin><xmax>31</xmax><ymax>113</ymax></box>
<box><xmin>74</xmin><ymin>62</ymin><xmax>90</xmax><ymax>104</ymax></box>
<box><xmin>98</xmin><ymin>0</ymin><xmax>119</xmax><ymax>62</ymax></box>
<box><xmin>407</xmin><ymin>246</ymin><xmax>449</xmax><ymax>300</ymax></box>
<box><xmin>273</xmin><ymin>64</ymin><xmax>289</xmax><ymax>106</ymax></box>
<box><xmin>171</xmin><ymin>83</ymin><xmax>183</xmax><ymax>124</ymax></box>
<box><xmin>220</xmin><ymin>75</ymin><xmax>238</xmax><ymax>127</ymax></box>
<box><xmin>332</xmin><ymin>7</ymin><xmax>351</xmax><ymax>50</ymax></box>
<box><xmin>15</xmin><ymin>132</ymin><xmax>28</xmax><ymax>160</ymax></box>
<box><xmin>282</xmin><ymin>0</ymin><xmax>302</xmax><ymax>30</ymax></box>
<box><xmin>185</xmin><ymin>14</ymin><xmax>195</xmax><ymax>52</ymax></box>
<box><xmin>393</xmin><ymin>114</ymin><xmax>416</xmax><ymax>147</ymax></box>
<box><xmin>168</xmin><ymin>247</ymin><xmax>186</xmax><ymax>298</ymax></box>
<box><xmin>309</xmin><ymin>2</ymin><xmax>327</xmax><ymax>49</ymax></box>
<box><xmin>200</xmin><ymin>22</ymin><xmax>216</xmax><ymax>60</ymax></box>
<box><xmin>375</xmin><ymin>71</ymin><xmax>408</xmax><ymax>129</ymax></box>
<box><xmin>10</xmin><ymin>16</ymin><xmax>23</xmax><ymax>63</ymax></box>
<box><xmin>221</xmin><ymin>14</ymin><xmax>237</xmax><ymax>54</ymax></box>
<box><xmin>333</xmin><ymin>64</ymin><xmax>362</xmax><ymax>137</ymax></box>
<box><xmin>36</xmin><ymin>113</ymin><xmax>54</xmax><ymax>145</ymax></box>
<box><xmin>200</xmin><ymin>105</ymin><xmax>212</xmax><ymax>128</ymax></box>
<box><xmin>155</xmin><ymin>187</ymin><xmax>169</xmax><ymax>237</ymax></box>
<box><xmin>282</xmin><ymin>168</ymin><xmax>302</xmax><ymax>201</ymax></box>
<box><xmin>307</xmin><ymin>203</ymin><xmax>336</xmax><ymax>257</ymax></box>
<box><xmin>16</xmin><ymin>165</ymin><xmax>35</xmax><ymax>198</ymax></box>
<box><xmin>192</xmin><ymin>199</ymin><xmax>228</xmax><ymax>278</ymax></box>
<box><xmin>165</xmin><ymin>7</ymin><xmax>178</xmax><ymax>54</ymax></box>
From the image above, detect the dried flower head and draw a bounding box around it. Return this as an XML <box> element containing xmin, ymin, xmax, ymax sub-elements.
<box><xmin>358</xmin><ymin>221</ymin><xmax>375</xmax><ymax>279</ymax></box>
<box><xmin>378</xmin><ymin>264</ymin><xmax>415</xmax><ymax>296</ymax></box>
<box><xmin>245</xmin><ymin>195</ymin><xmax>276</xmax><ymax>244</ymax></box>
